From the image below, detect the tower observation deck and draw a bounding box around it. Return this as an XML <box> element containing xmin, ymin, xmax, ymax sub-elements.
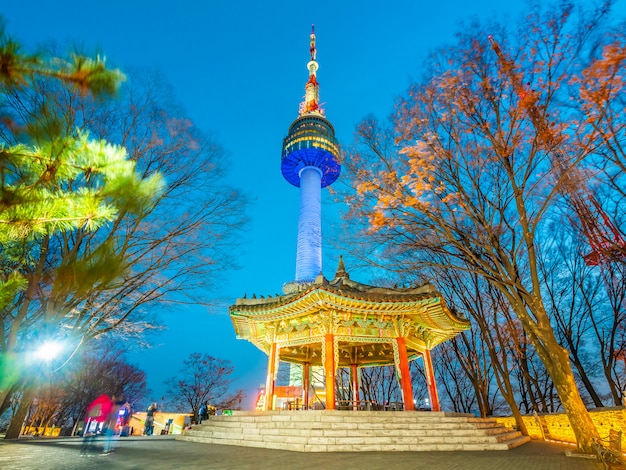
<box><xmin>281</xmin><ymin>25</ymin><xmax>341</xmax><ymax>287</ymax></box>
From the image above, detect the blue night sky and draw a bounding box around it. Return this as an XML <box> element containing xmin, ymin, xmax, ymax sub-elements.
<box><xmin>3</xmin><ymin>0</ymin><xmax>617</xmax><ymax>410</ymax></box>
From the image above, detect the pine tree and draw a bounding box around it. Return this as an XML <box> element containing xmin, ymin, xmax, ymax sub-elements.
<box><xmin>0</xmin><ymin>23</ymin><xmax>162</xmax><ymax>431</ymax></box>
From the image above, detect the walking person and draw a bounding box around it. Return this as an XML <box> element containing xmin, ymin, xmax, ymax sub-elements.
<box><xmin>81</xmin><ymin>393</ymin><xmax>114</xmax><ymax>456</ymax></box>
<box><xmin>102</xmin><ymin>394</ymin><xmax>123</xmax><ymax>454</ymax></box>
<box><xmin>198</xmin><ymin>402</ymin><xmax>209</xmax><ymax>424</ymax></box>
<box><xmin>143</xmin><ymin>402</ymin><xmax>157</xmax><ymax>436</ymax></box>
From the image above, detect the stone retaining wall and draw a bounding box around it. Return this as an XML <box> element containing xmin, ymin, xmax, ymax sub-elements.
<box><xmin>494</xmin><ymin>407</ymin><xmax>626</xmax><ymax>446</ymax></box>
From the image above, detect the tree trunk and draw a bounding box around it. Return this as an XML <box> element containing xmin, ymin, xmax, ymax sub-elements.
<box><xmin>518</xmin><ymin>346</ymin><xmax>548</xmax><ymax>413</ymax></box>
<box><xmin>508</xmin><ymin>402</ymin><xmax>529</xmax><ymax>436</ymax></box>
<box><xmin>536</xmin><ymin>333</ymin><xmax>598</xmax><ymax>452</ymax></box>
<box><xmin>0</xmin><ymin>382</ymin><xmax>18</xmax><ymax>418</ymax></box>
<box><xmin>509</xmin><ymin>291</ymin><xmax>599</xmax><ymax>451</ymax></box>
<box><xmin>488</xmin><ymin>340</ymin><xmax>529</xmax><ymax>435</ymax></box>
<box><xmin>71</xmin><ymin>416</ymin><xmax>81</xmax><ymax>437</ymax></box>
<box><xmin>603</xmin><ymin>361</ymin><xmax>623</xmax><ymax>406</ymax></box>
<box><xmin>5</xmin><ymin>387</ymin><xmax>35</xmax><ymax>440</ymax></box>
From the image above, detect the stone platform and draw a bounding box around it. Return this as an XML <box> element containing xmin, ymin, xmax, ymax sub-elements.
<box><xmin>177</xmin><ymin>410</ymin><xmax>530</xmax><ymax>452</ymax></box>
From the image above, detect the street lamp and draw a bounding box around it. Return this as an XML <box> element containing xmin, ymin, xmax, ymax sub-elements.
<box><xmin>34</xmin><ymin>340</ymin><xmax>64</xmax><ymax>363</ymax></box>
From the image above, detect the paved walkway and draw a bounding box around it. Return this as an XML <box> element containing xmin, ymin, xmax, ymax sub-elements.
<box><xmin>0</xmin><ymin>435</ymin><xmax>603</xmax><ymax>470</ymax></box>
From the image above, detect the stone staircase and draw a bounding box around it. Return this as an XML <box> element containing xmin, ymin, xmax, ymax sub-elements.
<box><xmin>177</xmin><ymin>410</ymin><xmax>530</xmax><ymax>452</ymax></box>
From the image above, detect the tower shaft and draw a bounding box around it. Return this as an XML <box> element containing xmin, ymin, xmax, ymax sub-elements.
<box><xmin>295</xmin><ymin>166</ymin><xmax>322</xmax><ymax>281</ymax></box>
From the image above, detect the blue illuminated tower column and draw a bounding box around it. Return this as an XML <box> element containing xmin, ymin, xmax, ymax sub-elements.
<box><xmin>281</xmin><ymin>26</ymin><xmax>340</xmax><ymax>289</ymax></box>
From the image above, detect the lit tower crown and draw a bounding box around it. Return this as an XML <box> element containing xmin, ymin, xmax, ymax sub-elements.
<box><xmin>281</xmin><ymin>25</ymin><xmax>341</xmax><ymax>287</ymax></box>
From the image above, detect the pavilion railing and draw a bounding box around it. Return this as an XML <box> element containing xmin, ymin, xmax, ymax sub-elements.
<box><xmin>282</xmin><ymin>399</ymin><xmax>406</xmax><ymax>411</ymax></box>
<box><xmin>335</xmin><ymin>400</ymin><xmax>404</xmax><ymax>411</ymax></box>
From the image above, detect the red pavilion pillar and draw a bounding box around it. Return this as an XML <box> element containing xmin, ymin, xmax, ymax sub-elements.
<box><xmin>395</xmin><ymin>337</ymin><xmax>415</xmax><ymax>411</ymax></box>
<box><xmin>324</xmin><ymin>334</ymin><xmax>336</xmax><ymax>410</ymax></box>
<box><xmin>351</xmin><ymin>363</ymin><xmax>360</xmax><ymax>410</ymax></box>
<box><xmin>302</xmin><ymin>362</ymin><xmax>311</xmax><ymax>409</ymax></box>
<box><xmin>423</xmin><ymin>349</ymin><xmax>440</xmax><ymax>411</ymax></box>
<box><xmin>264</xmin><ymin>342</ymin><xmax>278</xmax><ymax>411</ymax></box>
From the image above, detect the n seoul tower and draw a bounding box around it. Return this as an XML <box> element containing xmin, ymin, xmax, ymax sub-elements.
<box><xmin>281</xmin><ymin>25</ymin><xmax>340</xmax><ymax>290</ymax></box>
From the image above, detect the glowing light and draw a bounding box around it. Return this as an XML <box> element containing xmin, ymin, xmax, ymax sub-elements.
<box><xmin>35</xmin><ymin>340</ymin><xmax>64</xmax><ymax>362</ymax></box>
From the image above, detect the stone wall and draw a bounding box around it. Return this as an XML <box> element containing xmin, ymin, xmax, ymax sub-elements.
<box><xmin>494</xmin><ymin>407</ymin><xmax>626</xmax><ymax>446</ymax></box>
<box><xmin>130</xmin><ymin>412</ymin><xmax>191</xmax><ymax>435</ymax></box>
<box><xmin>21</xmin><ymin>426</ymin><xmax>61</xmax><ymax>437</ymax></box>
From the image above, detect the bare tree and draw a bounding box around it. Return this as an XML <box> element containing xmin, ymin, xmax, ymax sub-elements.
<box><xmin>539</xmin><ymin>222</ymin><xmax>607</xmax><ymax>406</ymax></box>
<box><xmin>357</xmin><ymin>366</ymin><xmax>403</xmax><ymax>407</ymax></box>
<box><xmin>165</xmin><ymin>352</ymin><xmax>244</xmax><ymax>422</ymax></box>
<box><xmin>5</xmin><ymin>341</ymin><xmax>148</xmax><ymax>438</ymax></box>
<box><xmin>436</xmin><ymin>342</ymin><xmax>480</xmax><ymax>414</ymax></box>
<box><xmin>1</xmin><ymin>48</ymin><xmax>247</xmax><ymax>427</ymax></box>
<box><xmin>340</xmin><ymin>1</ymin><xmax>625</xmax><ymax>451</ymax></box>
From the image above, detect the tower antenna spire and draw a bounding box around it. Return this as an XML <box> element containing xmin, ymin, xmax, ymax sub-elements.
<box><xmin>301</xmin><ymin>23</ymin><xmax>321</xmax><ymax>115</ymax></box>
<box><xmin>310</xmin><ymin>24</ymin><xmax>316</xmax><ymax>61</ymax></box>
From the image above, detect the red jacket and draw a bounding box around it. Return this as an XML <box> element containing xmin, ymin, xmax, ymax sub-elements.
<box><xmin>85</xmin><ymin>394</ymin><xmax>114</xmax><ymax>423</ymax></box>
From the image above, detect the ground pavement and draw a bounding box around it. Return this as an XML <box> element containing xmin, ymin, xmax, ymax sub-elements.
<box><xmin>0</xmin><ymin>435</ymin><xmax>603</xmax><ymax>470</ymax></box>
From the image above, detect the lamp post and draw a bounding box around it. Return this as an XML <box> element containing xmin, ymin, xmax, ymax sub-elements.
<box><xmin>4</xmin><ymin>339</ymin><xmax>67</xmax><ymax>439</ymax></box>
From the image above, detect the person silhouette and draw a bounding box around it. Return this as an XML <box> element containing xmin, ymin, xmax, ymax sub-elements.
<box><xmin>81</xmin><ymin>394</ymin><xmax>114</xmax><ymax>456</ymax></box>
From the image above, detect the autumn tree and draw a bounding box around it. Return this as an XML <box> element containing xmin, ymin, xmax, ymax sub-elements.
<box><xmin>341</xmin><ymin>0</ymin><xmax>625</xmax><ymax>451</ymax></box>
<box><xmin>565</xmin><ymin>15</ymin><xmax>626</xmax><ymax>405</ymax></box>
<box><xmin>165</xmin><ymin>353</ymin><xmax>244</xmax><ymax>421</ymax></box>
<box><xmin>577</xmin><ymin>21</ymin><xmax>626</xmax><ymax>236</ymax></box>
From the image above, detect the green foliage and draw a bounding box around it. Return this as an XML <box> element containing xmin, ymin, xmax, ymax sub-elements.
<box><xmin>0</xmin><ymin>272</ymin><xmax>26</xmax><ymax>311</ymax></box>
<box><xmin>0</xmin><ymin>21</ymin><xmax>123</xmax><ymax>97</ymax></box>
<box><xmin>53</xmin><ymin>239</ymin><xmax>126</xmax><ymax>297</ymax></box>
<box><xmin>0</xmin><ymin>23</ymin><xmax>140</xmax><ymax>248</ymax></box>
<box><xmin>0</xmin><ymin>22</ymin><xmax>245</xmax><ymax>434</ymax></box>
<box><xmin>0</xmin><ymin>33</ymin><xmax>39</xmax><ymax>88</ymax></box>
<box><xmin>0</xmin><ymin>23</ymin><xmax>163</xmax><ymax>411</ymax></box>
<box><xmin>0</xmin><ymin>352</ymin><xmax>20</xmax><ymax>394</ymax></box>
<box><xmin>52</xmin><ymin>53</ymin><xmax>125</xmax><ymax>98</ymax></box>
<box><xmin>0</xmin><ymin>132</ymin><xmax>163</xmax><ymax>244</ymax></box>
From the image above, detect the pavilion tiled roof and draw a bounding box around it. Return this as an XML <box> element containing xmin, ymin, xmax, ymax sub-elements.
<box><xmin>229</xmin><ymin>258</ymin><xmax>470</xmax><ymax>363</ymax></box>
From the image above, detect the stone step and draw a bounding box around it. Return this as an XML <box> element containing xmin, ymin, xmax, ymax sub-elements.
<box><xmin>190</xmin><ymin>425</ymin><xmax>515</xmax><ymax>438</ymax></box>
<box><xmin>200</xmin><ymin>414</ymin><xmax>500</xmax><ymax>424</ymax></box>
<box><xmin>177</xmin><ymin>411</ymin><xmax>530</xmax><ymax>453</ymax></box>
<box><xmin>179</xmin><ymin>434</ymin><xmax>532</xmax><ymax>453</ymax></box>
<box><xmin>185</xmin><ymin>428</ymin><xmax>522</xmax><ymax>444</ymax></box>
<box><xmin>192</xmin><ymin>423</ymin><xmax>507</xmax><ymax>437</ymax></box>
<box><xmin>209</xmin><ymin>420</ymin><xmax>503</xmax><ymax>429</ymax></box>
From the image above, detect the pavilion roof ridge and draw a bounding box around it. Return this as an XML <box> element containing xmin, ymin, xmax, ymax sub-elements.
<box><xmin>231</xmin><ymin>279</ymin><xmax>447</xmax><ymax>310</ymax></box>
<box><xmin>328</xmin><ymin>277</ymin><xmax>439</xmax><ymax>295</ymax></box>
